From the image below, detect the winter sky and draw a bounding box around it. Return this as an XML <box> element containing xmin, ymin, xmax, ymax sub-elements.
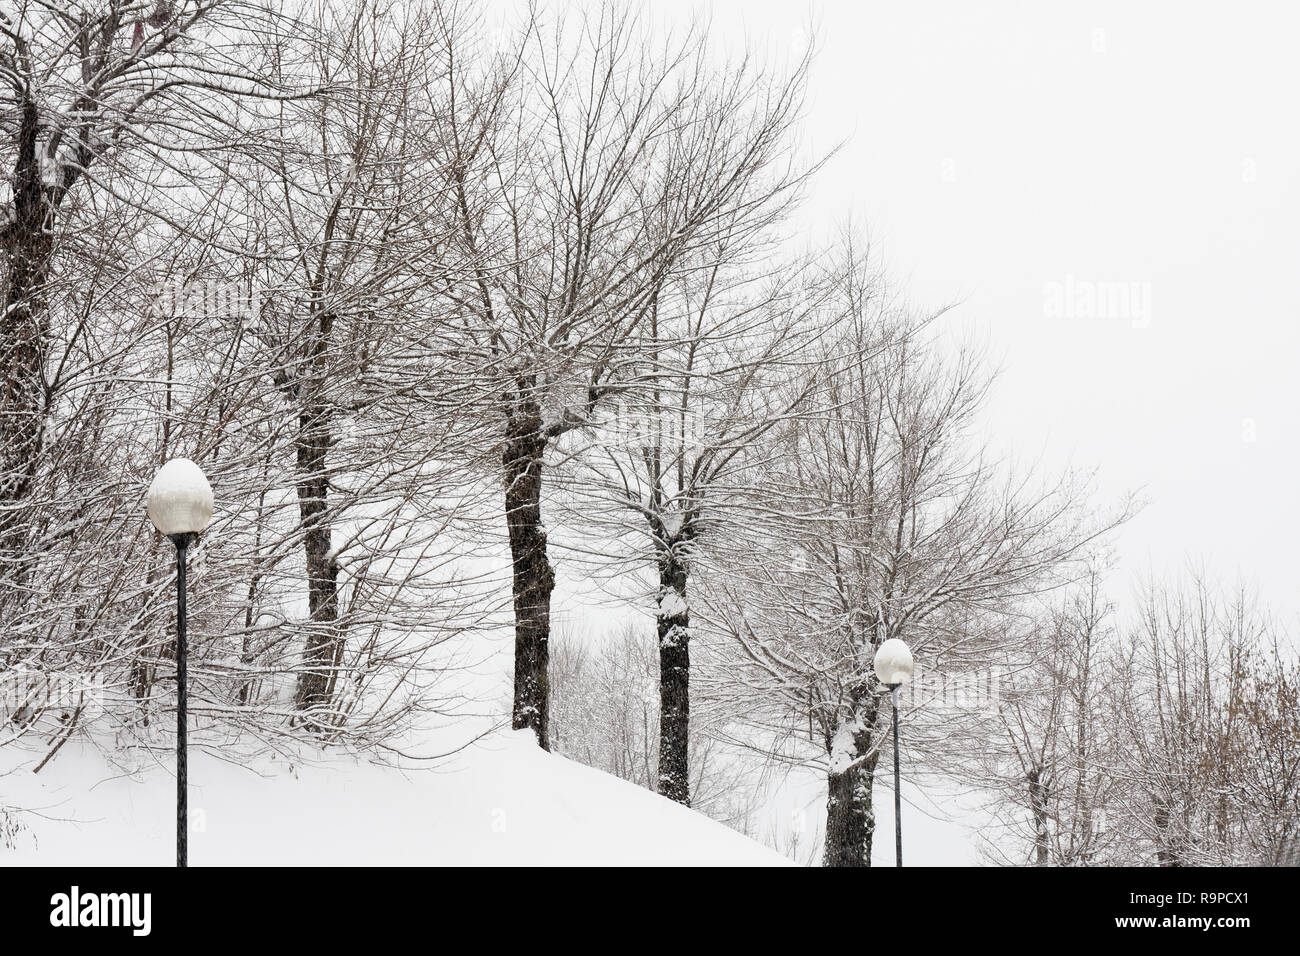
<box><xmin>498</xmin><ymin>0</ymin><xmax>1300</xmax><ymax>624</ymax></box>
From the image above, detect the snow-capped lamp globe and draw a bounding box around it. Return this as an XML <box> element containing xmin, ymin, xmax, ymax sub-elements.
<box><xmin>146</xmin><ymin>456</ymin><xmax>212</xmax><ymax>871</ymax></box>
<box><xmin>873</xmin><ymin>636</ymin><xmax>914</xmax><ymax>868</ymax></box>
<box><xmin>147</xmin><ymin>457</ymin><xmax>213</xmax><ymax>540</ymax></box>
<box><xmin>873</xmin><ymin>637</ymin><xmax>914</xmax><ymax>688</ymax></box>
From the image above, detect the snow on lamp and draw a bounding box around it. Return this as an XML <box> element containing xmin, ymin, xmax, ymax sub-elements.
<box><xmin>872</xmin><ymin>637</ymin><xmax>914</xmax><ymax>688</ymax></box>
<box><xmin>146</xmin><ymin>456</ymin><xmax>211</xmax><ymax>870</ymax></box>
<box><xmin>147</xmin><ymin>458</ymin><xmax>213</xmax><ymax>537</ymax></box>
<box><xmin>874</xmin><ymin>636</ymin><xmax>914</xmax><ymax>868</ymax></box>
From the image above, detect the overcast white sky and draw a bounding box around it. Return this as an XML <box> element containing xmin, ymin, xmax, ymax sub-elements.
<box><xmin>667</xmin><ymin>0</ymin><xmax>1300</xmax><ymax>622</ymax></box>
<box><xmin>495</xmin><ymin>0</ymin><xmax>1300</xmax><ymax>624</ymax></box>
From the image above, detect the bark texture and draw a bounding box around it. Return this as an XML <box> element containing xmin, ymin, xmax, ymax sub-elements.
<box><xmin>1154</xmin><ymin>797</ymin><xmax>1183</xmax><ymax>866</ymax></box>
<box><xmin>0</xmin><ymin>98</ymin><xmax>55</xmax><ymax>560</ymax></box>
<box><xmin>1028</xmin><ymin>766</ymin><xmax>1050</xmax><ymax>865</ymax></box>
<box><xmin>292</xmin><ymin>396</ymin><xmax>342</xmax><ymax>712</ymax></box>
<box><xmin>823</xmin><ymin>696</ymin><xmax>881</xmax><ymax>866</ymax></box>
<box><xmin>504</xmin><ymin>390</ymin><xmax>555</xmax><ymax>748</ymax></box>
<box><xmin>656</xmin><ymin>548</ymin><xmax>690</xmax><ymax>805</ymax></box>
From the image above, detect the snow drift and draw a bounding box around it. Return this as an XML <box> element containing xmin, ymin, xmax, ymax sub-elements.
<box><xmin>1</xmin><ymin>727</ymin><xmax>789</xmax><ymax>866</ymax></box>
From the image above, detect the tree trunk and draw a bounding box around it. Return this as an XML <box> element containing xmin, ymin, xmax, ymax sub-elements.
<box><xmin>1028</xmin><ymin>767</ymin><xmax>1050</xmax><ymax>865</ymax></box>
<box><xmin>1154</xmin><ymin>797</ymin><xmax>1182</xmax><ymax>866</ymax></box>
<box><xmin>292</xmin><ymin>399</ymin><xmax>342</xmax><ymax>714</ymax></box>
<box><xmin>503</xmin><ymin>393</ymin><xmax>555</xmax><ymax>748</ymax></box>
<box><xmin>656</xmin><ymin>548</ymin><xmax>690</xmax><ymax>805</ymax></box>
<box><xmin>0</xmin><ymin>98</ymin><xmax>55</xmax><ymax>566</ymax></box>
<box><xmin>823</xmin><ymin>699</ymin><xmax>881</xmax><ymax>866</ymax></box>
<box><xmin>824</xmin><ymin>763</ymin><xmax>873</xmax><ymax>866</ymax></box>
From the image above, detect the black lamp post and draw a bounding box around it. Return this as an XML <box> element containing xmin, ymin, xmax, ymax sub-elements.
<box><xmin>873</xmin><ymin>637</ymin><xmax>914</xmax><ymax>867</ymax></box>
<box><xmin>147</xmin><ymin>458</ymin><xmax>213</xmax><ymax>869</ymax></box>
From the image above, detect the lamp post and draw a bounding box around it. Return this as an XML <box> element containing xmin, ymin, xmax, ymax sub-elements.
<box><xmin>147</xmin><ymin>457</ymin><xmax>213</xmax><ymax>869</ymax></box>
<box><xmin>873</xmin><ymin>637</ymin><xmax>914</xmax><ymax>867</ymax></box>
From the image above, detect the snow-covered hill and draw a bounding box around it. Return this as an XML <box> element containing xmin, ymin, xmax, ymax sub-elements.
<box><xmin>1</xmin><ymin>727</ymin><xmax>789</xmax><ymax>866</ymax></box>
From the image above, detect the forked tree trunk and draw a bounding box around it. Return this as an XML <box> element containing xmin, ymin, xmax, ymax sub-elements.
<box><xmin>503</xmin><ymin>393</ymin><xmax>555</xmax><ymax>748</ymax></box>
<box><xmin>293</xmin><ymin>398</ymin><xmax>342</xmax><ymax>713</ymax></box>
<box><xmin>823</xmin><ymin>698</ymin><xmax>881</xmax><ymax>866</ymax></box>
<box><xmin>656</xmin><ymin>549</ymin><xmax>690</xmax><ymax>805</ymax></box>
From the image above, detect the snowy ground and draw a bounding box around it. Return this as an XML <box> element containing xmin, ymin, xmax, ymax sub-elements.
<box><xmin>3</xmin><ymin>583</ymin><xmax>989</xmax><ymax>866</ymax></box>
<box><xmin>1</xmin><ymin>726</ymin><xmax>789</xmax><ymax>866</ymax></box>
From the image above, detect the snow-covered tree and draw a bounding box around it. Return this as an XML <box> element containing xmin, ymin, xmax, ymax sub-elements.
<box><xmin>1111</xmin><ymin>575</ymin><xmax>1286</xmax><ymax>865</ymax></box>
<box><xmin>562</xmin><ymin>242</ymin><xmax>825</xmax><ymax>804</ymax></box>
<box><xmin>704</xmin><ymin>243</ymin><xmax>1125</xmax><ymax>865</ymax></box>
<box><xmin>978</xmin><ymin>567</ymin><xmax>1124</xmax><ymax>865</ymax></box>
<box><xmin>435</xmin><ymin>3</ymin><xmax>812</xmax><ymax>748</ymax></box>
<box><xmin>0</xmin><ymin>1</ymin><xmax>283</xmax><ymax>568</ymax></box>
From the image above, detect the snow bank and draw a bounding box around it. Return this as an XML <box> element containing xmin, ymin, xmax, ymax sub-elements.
<box><xmin>1</xmin><ymin>727</ymin><xmax>789</xmax><ymax>866</ymax></box>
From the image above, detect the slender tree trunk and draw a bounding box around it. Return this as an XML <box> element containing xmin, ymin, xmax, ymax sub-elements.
<box><xmin>1154</xmin><ymin>797</ymin><xmax>1182</xmax><ymax>866</ymax></box>
<box><xmin>1028</xmin><ymin>767</ymin><xmax>1050</xmax><ymax>865</ymax></box>
<box><xmin>238</xmin><ymin>572</ymin><xmax>262</xmax><ymax>705</ymax></box>
<box><xmin>292</xmin><ymin>398</ymin><xmax>342</xmax><ymax>713</ymax></box>
<box><xmin>0</xmin><ymin>98</ymin><xmax>55</xmax><ymax>566</ymax></box>
<box><xmin>503</xmin><ymin>392</ymin><xmax>555</xmax><ymax>748</ymax></box>
<box><xmin>656</xmin><ymin>548</ymin><xmax>690</xmax><ymax>805</ymax></box>
<box><xmin>823</xmin><ymin>698</ymin><xmax>881</xmax><ymax>866</ymax></box>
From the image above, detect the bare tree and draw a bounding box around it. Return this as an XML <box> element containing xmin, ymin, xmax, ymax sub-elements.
<box><xmin>158</xmin><ymin>0</ymin><xmax>502</xmax><ymax>741</ymax></box>
<box><xmin>437</xmin><ymin>3</ymin><xmax>812</xmax><ymax>747</ymax></box>
<box><xmin>225</xmin><ymin>0</ymin><xmax>476</xmax><ymax>719</ymax></box>
<box><xmin>978</xmin><ymin>567</ymin><xmax>1122</xmax><ymax>865</ymax></box>
<box><xmin>1111</xmin><ymin>574</ymin><xmax>1280</xmax><ymax>865</ymax></box>
<box><xmin>0</xmin><ymin>1</ymin><xmax>288</xmax><ymax>566</ymax></box>
<box><xmin>559</xmin><ymin>242</ymin><xmax>825</xmax><ymax>804</ymax></box>
<box><xmin>703</xmin><ymin>244</ymin><xmax>1127</xmax><ymax>865</ymax></box>
<box><xmin>0</xmin><ymin>0</ymin><xmax>501</xmax><ymax>766</ymax></box>
<box><xmin>965</xmin><ymin>564</ymin><xmax>1298</xmax><ymax>868</ymax></box>
<box><xmin>0</xmin><ymin>1</ymin><xmax>305</xmax><ymax>752</ymax></box>
<box><xmin>1230</xmin><ymin>638</ymin><xmax>1300</xmax><ymax>864</ymax></box>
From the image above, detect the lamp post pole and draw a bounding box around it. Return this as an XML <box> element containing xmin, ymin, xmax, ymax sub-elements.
<box><xmin>890</xmin><ymin>683</ymin><xmax>902</xmax><ymax>867</ymax></box>
<box><xmin>872</xmin><ymin>637</ymin><xmax>913</xmax><ymax>868</ymax></box>
<box><xmin>147</xmin><ymin>457</ymin><xmax>213</xmax><ymax>870</ymax></box>
<box><xmin>172</xmin><ymin>531</ymin><xmax>195</xmax><ymax>868</ymax></box>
